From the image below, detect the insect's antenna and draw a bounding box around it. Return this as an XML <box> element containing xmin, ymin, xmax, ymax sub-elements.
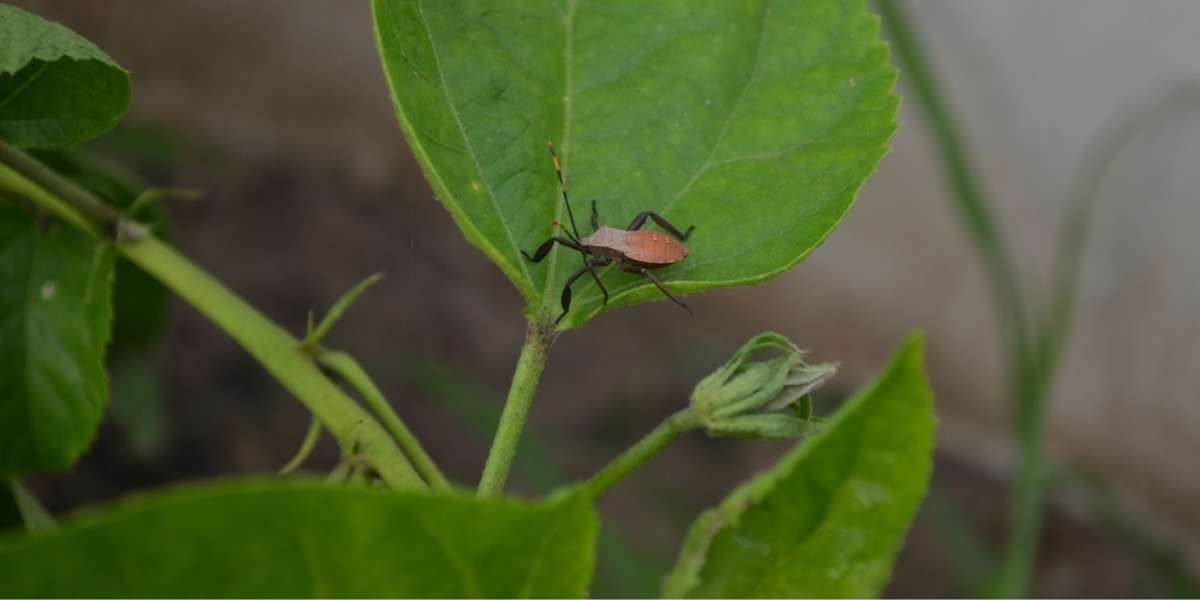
<box><xmin>547</xmin><ymin>142</ymin><xmax>583</xmax><ymax>242</ymax></box>
<box><xmin>552</xmin><ymin>221</ymin><xmax>579</xmax><ymax>245</ymax></box>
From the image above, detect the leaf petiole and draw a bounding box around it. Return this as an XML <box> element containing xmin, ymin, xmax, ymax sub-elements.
<box><xmin>581</xmin><ymin>408</ymin><xmax>700</xmax><ymax>500</ymax></box>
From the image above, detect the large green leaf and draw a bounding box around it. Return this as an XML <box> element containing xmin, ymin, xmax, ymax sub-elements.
<box><xmin>0</xmin><ymin>205</ymin><xmax>114</xmax><ymax>476</ymax></box>
<box><xmin>664</xmin><ymin>335</ymin><xmax>935</xmax><ymax>598</ymax></box>
<box><xmin>0</xmin><ymin>4</ymin><xmax>131</xmax><ymax>148</ymax></box>
<box><xmin>372</xmin><ymin>0</ymin><xmax>898</xmax><ymax>328</ymax></box>
<box><xmin>0</xmin><ymin>480</ymin><xmax>598</xmax><ymax>598</ymax></box>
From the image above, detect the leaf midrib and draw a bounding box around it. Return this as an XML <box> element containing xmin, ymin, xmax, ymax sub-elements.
<box><xmin>0</xmin><ymin>61</ymin><xmax>48</xmax><ymax>112</ymax></box>
<box><xmin>540</xmin><ymin>0</ymin><xmax>579</xmax><ymax>308</ymax></box>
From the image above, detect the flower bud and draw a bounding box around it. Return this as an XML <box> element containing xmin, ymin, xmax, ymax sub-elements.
<box><xmin>691</xmin><ymin>333</ymin><xmax>837</xmax><ymax>439</ymax></box>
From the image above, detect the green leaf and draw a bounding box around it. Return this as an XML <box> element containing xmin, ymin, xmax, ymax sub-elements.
<box><xmin>664</xmin><ymin>334</ymin><xmax>935</xmax><ymax>598</ymax></box>
<box><xmin>0</xmin><ymin>480</ymin><xmax>599</xmax><ymax>598</ymax></box>
<box><xmin>31</xmin><ymin>147</ymin><xmax>173</xmax><ymax>354</ymax></box>
<box><xmin>372</xmin><ymin>0</ymin><xmax>898</xmax><ymax>328</ymax></box>
<box><xmin>0</xmin><ymin>4</ymin><xmax>131</xmax><ymax>148</ymax></box>
<box><xmin>0</xmin><ymin>205</ymin><xmax>114</xmax><ymax>476</ymax></box>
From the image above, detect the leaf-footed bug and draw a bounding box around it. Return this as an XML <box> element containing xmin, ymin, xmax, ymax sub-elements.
<box><xmin>523</xmin><ymin>142</ymin><xmax>695</xmax><ymax>324</ymax></box>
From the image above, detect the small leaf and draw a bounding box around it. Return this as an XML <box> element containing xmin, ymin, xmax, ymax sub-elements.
<box><xmin>0</xmin><ymin>205</ymin><xmax>114</xmax><ymax>476</ymax></box>
<box><xmin>301</xmin><ymin>272</ymin><xmax>384</xmax><ymax>349</ymax></box>
<box><xmin>664</xmin><ymin>334</ymin><xmax>935</xmax><ymax>598</ymax></box>
<box><xmin>0</xmin><ymin>480</ymin><xmax>598</xmax><ymax>598</ymax></box>
<box><xmin>0</xmin><ymin>5</ymin><xmax>131</xmax><ymax>148</ymax></box>
<box><xmin>372</xmin><ymin>0</ymin><xmax>898</xmax><ymax>328</ymax></box>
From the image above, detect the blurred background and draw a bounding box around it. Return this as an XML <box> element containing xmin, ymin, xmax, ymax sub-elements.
<box><xmin>12</xmin><ymin>1</ymin><xmax>1200</xmax><ymax>597</ymax></box>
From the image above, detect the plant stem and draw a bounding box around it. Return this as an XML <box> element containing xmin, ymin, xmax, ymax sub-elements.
<box><xmin>478</xmin><ymin>325</ymin><xmax>554</xmax><ymax>496</ymax></box>
<box><xmin>0</xmin><ymin>147</ymin><xmax>424</xmax><ymax>490</ymax></box>
<box><xmin>582</xmin><ymin>408</ymin><xmax>699</xmax><ymax>499</ymax></box>
<box><xmin>875</xmin><ymin>2</ymin><xmax>1044</xmax><ymax>595</ymax></box>
<box><xmin>317</xmin><ymin>350</ymin><xmax>450</xmax><ymax>491</ymax></box>
<box><xmin>999</xmin><ymin>370</ymin><xmax>1046</xmax><ymax>597</ymax></box>
<box><xmin>0</xmin><ymin>142</ymin><xmax>126</xmax><ymax>235</ymax></box>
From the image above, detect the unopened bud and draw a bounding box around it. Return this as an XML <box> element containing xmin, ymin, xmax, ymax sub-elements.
<box><xmin>691</xmin><ymin>333</ymin><xmax>837</xmax><ymax>440</ymax></box>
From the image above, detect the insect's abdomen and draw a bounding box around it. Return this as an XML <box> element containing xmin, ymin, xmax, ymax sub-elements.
<box><xmin>623</xmin><ymin>230</ymin><xmax>688</xmax><ymax>267</ymax></box>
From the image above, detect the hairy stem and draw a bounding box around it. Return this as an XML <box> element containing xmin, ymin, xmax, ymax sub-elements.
<box><xmin>478</xmin><ymin>325</ymin><xmax>554</xmax><ymax>497</ymax></box>
<box><xmin>0</xmin><ymin>146</ymin><xmax>424</xmax><ymax>490</ymax></box>
<box><xmin>317</xmin><ymin>350</ymin><xmax>450</xmax><ymax>491</ymax></box>
<box><xmin>583</xmin><ymin>408</ymin><xmax>699</xmax><ymax>499</ymax></box>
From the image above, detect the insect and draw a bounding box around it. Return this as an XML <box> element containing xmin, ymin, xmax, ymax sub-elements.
<box><xmin>522</xmin><ymin>142</ymin><xmax>695</xmax><ymax>324</ymax></box>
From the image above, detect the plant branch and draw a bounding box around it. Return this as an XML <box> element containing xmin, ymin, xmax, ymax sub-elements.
<box><xmin>582</xmin><ymin>408</ymin><xmax>699</xmax><ymax>499</ymax></box>
<box><xmin>0</xmin><ymin>141</ymin><xmax>137</xmax><ymax>239</ymax></box>
<box><xmin>1043</xmin><ymin>83</ymin><xmax>1200</xmax><ymax>373</ymax></box>
<box><xmin>478</xmin><ymin>324</ymin><xmax>554</xmax><ymax>497</ymax></box>
<box><xmin>317</xmin><ymin>350</ymin><xmax>450</xmax><ymax>491</ymax></box>
<box><xmin>0</xmin><ymin>144</ymin><xmax>424</xmax><ymax>490</ymax></box>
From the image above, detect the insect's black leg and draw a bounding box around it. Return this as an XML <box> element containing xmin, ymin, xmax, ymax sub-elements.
<box><xmin>625</xmin><ymin>211</ymin><xmax>695</xmax><ymax>241</ymax></box>
<box><xmin>555</xmin><ymin>258</ymin><xmax>613</xmax><ymax>323</ymax></box>
<box><xmin>588</xmin><ymin>257</ymin><xmax>611</xmax><ymax>305</ymax></box>
<box><xmin>591</xmin><ymin>200</ymin><xmax>600</xmax><ymax>232</ymax></box>
<box><xmin>521</xmin><ymin>237</ymin><xmax>583</xmax><ymax>263</ymax></box>
<box><xmin>556</xmin><ymin>263</ymin><xmax>595</xmax><ymax>323</ymax></box>
<box><xmin>618</xmin><ymin>262</ymin><xmax>692</xmax><ymax>314</ymax></box>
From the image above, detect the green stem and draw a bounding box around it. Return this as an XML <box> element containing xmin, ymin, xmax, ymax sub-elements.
<box><xmin>994</xmin><ymin>366</ymin><xmax>1047</xmax><ymax>597</ymax></box>
<box><xmin>0</xmin><ymin>146</ymin><xmax>424</xmax><ymax>491</ymax></box>
<box><xmin>875</xmin><ymin>2</ymin><xmax>1044</xmax><ymax>595</ymax></box>
<box><xmin>317</xmin><ymin>350</ymin><xmax>450</xmax><ymax>491</ymax></box>
<box><xmin>583</xmin><ymin>408</ymin><xmax>699</xmax><ymax>499</ymax></box>
<box><xmin>0</xmin><ymin>142</ymin><xmax>130</xmax><ymax>238</ymax></box>
<box><xmin>279</xmin><ymin>414</ymin><xmax>323</xmax><ymax>474</ymax></box>
<box><xmin>478</xmin><ymin>325</ymin><xmax>554</xmax><ymax>496</ymax></box>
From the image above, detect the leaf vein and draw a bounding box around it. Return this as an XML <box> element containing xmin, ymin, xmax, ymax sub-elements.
<box><xmin>659</xmin><ymin>0</ymin><xmax>771</xmax><ymax>217</ymax></box>
<box><xmin>415</xmin><ymin>518</ymin><xmax>483</xmax><ymax>597</ymax></box>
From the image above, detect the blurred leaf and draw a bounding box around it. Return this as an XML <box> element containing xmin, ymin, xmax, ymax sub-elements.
<box><xmin>31</xmin><ymin>146</ymin><xmax>171</xmax><ymax>354</ymax></box>
<box><xmin>0</xmin><ymin>205</ymin><xmax>114</xmax><ymax>476</ymax></box>
<box><xmin>108</xmin><ymin>355</ymin><xmax>168</xmax><ymax>462</ymax></box>
<box><xmin>29</xmin><ymin>147</ymin><xmax>173</xmax><ymax>463</ymax></box>
<box><xmin>1</xmin><ymin>479</ymin><xmax>55</xmax><ymax>535</ymax></box>
<box><xmin>0</xmin><ymin>480</ymin><xmax>598</xmax><ymax>597</ymax></box>
<box><xmin>664</xmin><ymin>335</ymin><xmax>934</xmax><ymax>598</ymax></box>
<box><xmin>0</xmin><ymin>5</ymin><xmax>130</xmax><ymax>148</ymax></box>
<box><xmin>372</xmin><ymin>0</ymin><xmax>898</xmax><ymax>328</ymax></box>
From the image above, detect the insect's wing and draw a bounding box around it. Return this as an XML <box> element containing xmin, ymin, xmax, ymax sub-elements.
<box><xmin>623</xmin><ymin>230</ymin><xmax>688</xmax><ymax>266</ymax></box>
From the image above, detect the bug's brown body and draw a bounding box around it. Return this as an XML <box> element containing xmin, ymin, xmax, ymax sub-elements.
<box><xmin>581</xmin><ymin>226</ymin><xmax>689</xmax><ymax>268</ymax></box>
<box><xmin>522</xmin><ymin>143</ymin><xmax>696</xmax><ymax>323</ymax></box>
